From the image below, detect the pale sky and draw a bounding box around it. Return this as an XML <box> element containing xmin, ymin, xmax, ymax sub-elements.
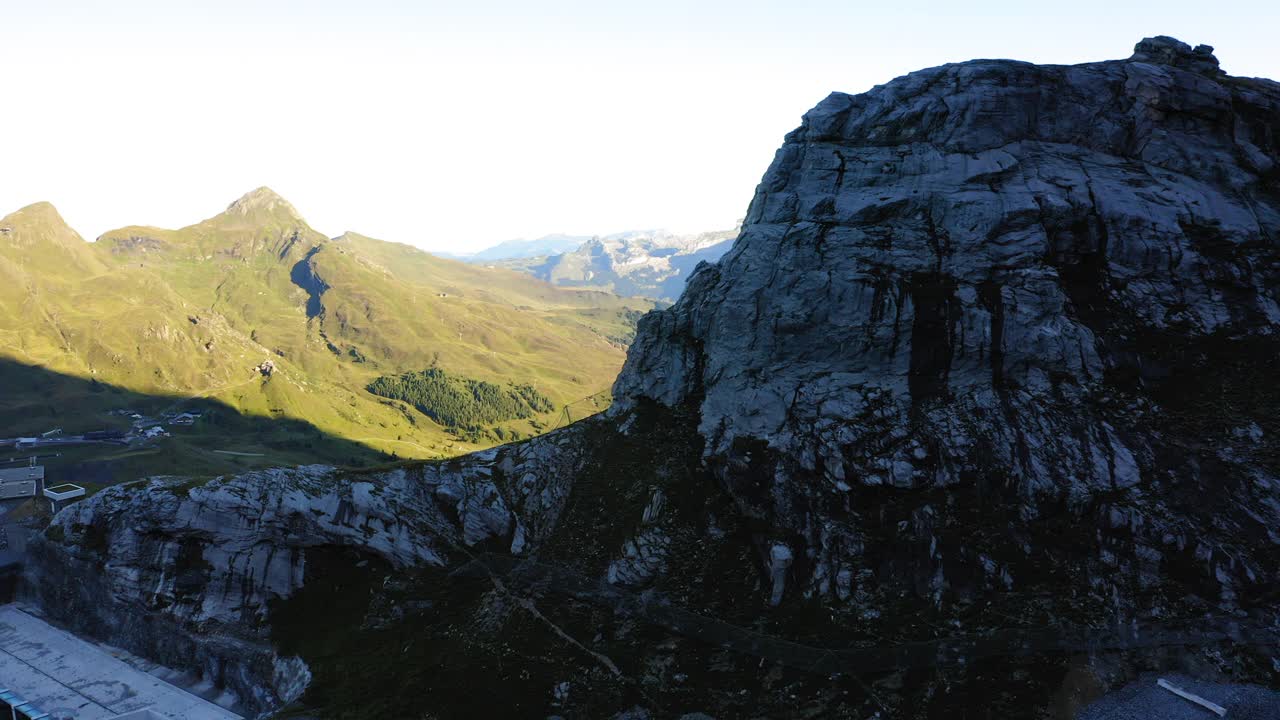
<box><xmin>4</xmin><ymin>1</ymin><xmax>1276</xmax><ymax>253</ymax></box>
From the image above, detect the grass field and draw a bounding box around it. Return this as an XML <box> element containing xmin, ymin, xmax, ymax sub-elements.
<box><xmin>0</xmin><ymin>190</ymin><xmax>653</xmax><ymax>484</ymax></box>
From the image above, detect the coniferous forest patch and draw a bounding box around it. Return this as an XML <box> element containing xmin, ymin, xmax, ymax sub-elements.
<box><xmin>367</xmin><ymin>366</ymin><xmax>554</xmax><ymax>434</ymax></box>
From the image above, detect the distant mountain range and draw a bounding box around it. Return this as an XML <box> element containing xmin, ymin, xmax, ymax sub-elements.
<box><xmin>467</xmin><ymin>226</ymin><xmax>741</xmax><ymax>302</ymax></box>
<box><xmin>0</xmin><ymin>188</ymin><xmax>653</xmax><ymax>474</ymax></box>
<box><xmin>461</xmin><ymin>234</ymin><xmax>593</xmax><ymax>261</ymax></box>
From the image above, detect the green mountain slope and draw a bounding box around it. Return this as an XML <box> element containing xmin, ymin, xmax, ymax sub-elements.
<box><xmin>0</xmin><ymin>189</ymin><xmax>653</xmax><ymax>473</ymax></box>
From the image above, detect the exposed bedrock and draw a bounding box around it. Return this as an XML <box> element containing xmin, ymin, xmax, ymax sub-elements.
<box><xmin>23</xmin><ymin>429</ymin><xmax>590</xmax><ymax>714</ymax></box>
<box><xmin>24</xmin><ymin>36</ymin><xmax>1280</xmax><ymax>718</ymax></box>
<box><xmin>615</xmin><ymin>34</ymin><xmax>1280</xmax><ymax>611</ymax></box>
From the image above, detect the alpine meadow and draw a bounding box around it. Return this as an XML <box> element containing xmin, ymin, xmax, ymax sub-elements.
<box><xmin>0</xmin><ymin>188</ymin><xmax>652</xmax><ymax>482</ymax></box>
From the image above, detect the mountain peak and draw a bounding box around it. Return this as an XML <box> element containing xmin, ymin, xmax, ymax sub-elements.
<box><xmin>0</xmin><ymin>200</ymin><xmax>102</xmax><ymax>275</ymax></box>
<box><xmin>2</xmin><ymin>201</ymin><xmax>75</xmax><ymax>235</ymax></box>
<box><xmin>7</xmin><ymin>200</ymin><xmax>64</xmax><ymax>222</ymax></box>
<box><xmin>1130</xmin><ymin>35</ymin><xmax>1220</xmax><ymax>74</ymax></box>
<box><xmin>19</xmin><ymin>200</ymin><xmax>60</xmax><ymax>213</ymax></box>
<box><xmin>224</xmin><ymin>187</ymin><xmax>303</xmax><ymax>221</ymax></box>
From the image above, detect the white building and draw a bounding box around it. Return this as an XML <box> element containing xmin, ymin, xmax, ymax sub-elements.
<box><xmin>0</xmin><ymin>467</ymin><xmax>42</xmax><ymax>500</ymax></box>
<box><xmin>42</xmin><ymin>484</ymin><xmax>85</xmax><ymax>514</ymax></box>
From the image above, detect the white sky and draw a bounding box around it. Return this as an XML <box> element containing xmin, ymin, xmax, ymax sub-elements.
<box><xmin>3</xmin><ymin>0</ymin><xmax>1277</xmax><ymax>253</ymax></box>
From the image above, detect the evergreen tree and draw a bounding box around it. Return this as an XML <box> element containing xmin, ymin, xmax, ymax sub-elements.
<box><xmin>367</xmin><ymin>367</ymin><xmax>554</xmax><ymax>433</ymax></box>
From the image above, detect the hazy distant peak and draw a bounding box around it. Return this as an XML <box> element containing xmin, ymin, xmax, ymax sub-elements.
<box><xmin>331</xmin><ymin>230</ymin><xmax>403</xmax><ymax>249</ymax></box>
<box><xmin>223</xmin><ymin>186</ymin><xmax>303</xmax><ymax>221</ymax></box>
<box><xmin>332</xmin><ymin>231</ymin><xmax>371</xmax><ymax>242</ymax></box>
<box><xmin>467</xmin><ymin>233</ymin><xmax>593</xmax><ymax>261</ymax></box>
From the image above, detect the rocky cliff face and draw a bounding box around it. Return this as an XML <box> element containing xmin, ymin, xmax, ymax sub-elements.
<box><xmin>25</xmin><ymin>430</ymin><xmax>594</xmax><ymax>714</ymax></box>
<box><xmin>25</xmin><ymin>37</ymin><xmax>1280</xmax><ymax>719</ymax></box>
<box><xmin>615</xmin><ymin>34</ymin><xmax>1280</xmax><ymax>607</ymax></box>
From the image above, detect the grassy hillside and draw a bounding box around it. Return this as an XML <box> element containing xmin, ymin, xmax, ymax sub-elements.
<box><xmin>0</xmin><ymin>189</ymin><xmax>653</xmax><ymax>478</ymax></box>
<box><xmin>0</xmin><ymin>358</ymin><xmax>385</xmax><ymax>485</ymax></box>
<box><xmin>332</xmin><ymin>231</ymin><xmax>648</xmax><ymax>345</ymax></box>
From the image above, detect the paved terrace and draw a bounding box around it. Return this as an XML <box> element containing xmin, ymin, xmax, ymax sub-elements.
<box><xmin>0</xmin><ymin>605</ymin><xmax>241</xmax><ymax>720</ymax></box>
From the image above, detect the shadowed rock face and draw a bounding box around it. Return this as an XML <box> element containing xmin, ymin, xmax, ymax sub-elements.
<box><xmin>24</xmin><ymin>433</ymin><xmax>593</xmax><ymax>713</ymax></box>
<box><xmin>27</xmin><ymin>462</ymin><xmax>515</xmax><ymax>709</ymax></box>
<box><xmin>615</xmin><ymin>33</ymin><xmax>1280</xmax><ymax>603</ymax></box>
<box><xmin>24</xmin><ymin>37</ymin><xmax>1280</xmax><ymax>718</ymax></box>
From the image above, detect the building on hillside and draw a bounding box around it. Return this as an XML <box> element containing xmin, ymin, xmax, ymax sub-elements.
<box><xmin>0</xmin><ymin>466</ymin><xmax>42</xmax><ymax>500</ymax></box>
<box><xmin>43</xmin><ymin>484</ymin><xmax>85</xmax><ymax>514</ymax></box>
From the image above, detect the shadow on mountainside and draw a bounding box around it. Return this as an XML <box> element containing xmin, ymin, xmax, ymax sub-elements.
<box><xmin>0</xmin><ymin>357</ymin><xmax>394</xmax><ymax>488</ymax></box>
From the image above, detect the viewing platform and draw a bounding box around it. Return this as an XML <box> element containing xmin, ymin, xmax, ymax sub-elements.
<box><xmin>0</xmin><ymin>605</ymin><xmax>242</xmax><ymax>720</ymax></box>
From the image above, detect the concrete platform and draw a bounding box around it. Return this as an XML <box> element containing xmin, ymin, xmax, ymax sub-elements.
<box><xmin>0</xmin><ymin>605</ymin><xmax>241</xmax><ymax>719</ymax></box>
<box><xmin>1079</xmin><ymin>672</ymin><xmax>1280</xmax><ymax>720</ymax></box>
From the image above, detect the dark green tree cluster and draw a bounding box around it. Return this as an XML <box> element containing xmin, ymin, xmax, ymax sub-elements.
<box><xmin>367</xmin><ymin>367</ymin><xmax>554</xmax><ymax>433</ymax></box>
<box><xmin>511</xmin><ymin>384</ymin><xmax>554</xmax><ymax>414</ymax></box>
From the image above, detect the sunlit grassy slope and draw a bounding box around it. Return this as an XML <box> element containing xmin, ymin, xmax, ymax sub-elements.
<box><xmin>0</xmin><ymin>188</ymin><xmax>653</xmax><ymax>468</ymax></box>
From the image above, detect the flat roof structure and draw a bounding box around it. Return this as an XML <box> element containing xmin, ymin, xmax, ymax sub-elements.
<box><xmin>0</xmin><ymin>468</ymin><xmax>43</xmax><ymax>483</ymax></box>
<box><xmin>41</xmin><ymin>485</ymin><xmax>84</xmax><ymax>502</ymax></box>
<box><xmin>0</xmin><ymin>605</ymin><xmax>241</xmax><ymax>720</ymax></box>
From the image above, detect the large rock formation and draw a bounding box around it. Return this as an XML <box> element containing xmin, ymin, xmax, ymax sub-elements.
<box><xmin>25</xmin><ymin>430</ymin><xmax>592</xmax><ymax>712</ymax></box>
<box><xmin>25</xmin><ymin>37</ymin><xmax>1280</xmax><ymax>718</ymax></box>
<box><xmin>615</xmin><ymin>34</ymin><xmax>1280</xmax><ymax>607</ymax></box>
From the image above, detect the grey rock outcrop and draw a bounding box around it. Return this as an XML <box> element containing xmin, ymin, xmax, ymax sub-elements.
<box><xmin>605</xmin><ymin>488</ymin><xmax>672</xmax><ymax>586</ymax></box>
<box><xmin>23</xmin><ymin>37</ymin><xmax>1280</xmax><ymax>718</ymax></box>
<box><xmin>615</xmin><ymin>34</ymin><xmax>1280</xmax><ymax>607</ymax></box>
<box><xmin>24</xmin><ymin>430</ymin><xmax>591</xmax><ymax>714</ymax></box>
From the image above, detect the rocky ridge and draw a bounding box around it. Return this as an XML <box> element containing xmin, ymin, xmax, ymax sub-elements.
<box><xmin>26</xmin><ymin>427</ymin><xmax>594</xmax><ymax>712</ymax></box>
<box><xmin>24</xmin><ymin>37</ymin><xmax>1280</xmax><ymax>718</ymax></box>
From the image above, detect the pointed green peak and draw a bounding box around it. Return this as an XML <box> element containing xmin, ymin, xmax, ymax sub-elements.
<box><xmin>332</xmin><ymin>231</ymin><xmax>374</xmax><ymax>243</ymax></box>
<box><xmin>222</xmin><ymin>186</ymin><xmax>304</xmax><ymax>223</ymax></box>
<box><xmin>1</xmin><ymin>202</ymin><xmax>85</xmax><ymax>248</ymax></box>
<box><xmin>3</xmin><ymin>201</ymin><xmax>70</xmax><ymax>227</ymax></box>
